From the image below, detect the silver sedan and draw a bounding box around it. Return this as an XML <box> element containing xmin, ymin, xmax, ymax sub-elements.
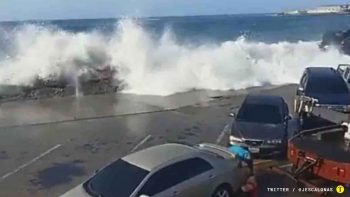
<box><xmin>61</xmin><ymin>143</ymin><xmax>250</xmax><ymax>197</ymax></box>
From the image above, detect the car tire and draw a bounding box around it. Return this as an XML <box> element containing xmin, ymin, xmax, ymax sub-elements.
<box><xmin>211</xmin><ymin>184</ymin><xmax>233</xmax><ymax>197</ymax></box>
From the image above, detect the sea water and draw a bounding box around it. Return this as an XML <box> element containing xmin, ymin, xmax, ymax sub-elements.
<box><xmin>1</xmin><ymin>14</ymin><xmax>350</xmax><ymax>95</ymax></box>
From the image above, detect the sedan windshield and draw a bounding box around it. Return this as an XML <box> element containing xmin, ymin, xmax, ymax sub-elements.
<box><xmin>85</xmin><ymin>159</ymin><xmax>149</xmax><ymax>197</ymax></box>
<box><xmin>237</xmin><ymin>104</ymin><xmax>282</xmax><ymax>124</ymax></box>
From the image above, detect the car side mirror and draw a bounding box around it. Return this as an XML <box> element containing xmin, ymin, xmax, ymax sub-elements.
<box><xmin>229</xmin><ymin>112</ymin><xmax>236</xmax><ymax>117</ymax></box>
<box><xmin>297</xmin><ymin>86</ymin><xmax>304</xmax><ymax>94</ymax></box>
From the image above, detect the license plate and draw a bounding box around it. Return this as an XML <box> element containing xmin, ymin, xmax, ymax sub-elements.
<box><xmin>248</xmin><ymin>147</ymin><xmax>260</xmax><ymax>153</ymax></box>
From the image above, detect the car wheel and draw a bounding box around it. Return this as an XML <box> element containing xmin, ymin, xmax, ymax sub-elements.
<box><xmin>211</xmin><ymin>184</ymin><xmax>233</xmax><ymax>197</ymax></box>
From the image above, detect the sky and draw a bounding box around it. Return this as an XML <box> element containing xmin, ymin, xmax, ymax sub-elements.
<box><xmin>0</xmin><ymin>0</ymin><xmax>350</xmax><ymax>21</ymax></box>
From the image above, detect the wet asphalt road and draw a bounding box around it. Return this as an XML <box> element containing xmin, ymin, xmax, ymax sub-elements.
<box><xmin>0</xmin><ymin>84</ymin><xmax>348</xmax><ymax>197</ymax></box>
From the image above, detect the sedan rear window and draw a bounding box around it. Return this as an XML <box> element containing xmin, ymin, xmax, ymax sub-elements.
<box><xmin>85</xmin><ymin>159</ymin><xmax>149</xmax><ymax>197</ymax></box>
<box><xmin>237</xmin><ymin>104</ymin><xmax>282</xmax><ymax>124</ymax></box>
<box><xmin>306</xmin><ymin>77</ymin><xmax>348</xmax><ymax>94</ymax></box>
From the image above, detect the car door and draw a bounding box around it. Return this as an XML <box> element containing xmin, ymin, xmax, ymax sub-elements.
<box><xmin>297</xmin><ymin>72</ymin><xmax>307</xmax><ymax>96</ymax></box>
<box><xmin>136</xmin><ymin>158</ymin><xmax>214</xmax><ymax>197</ymax></box>
<box><xmin>173</xmin><ymin>157</ymin><xmax>215</xmax><ymax>197</ymax></box>
<box><xmin>136</xmin><ymin>163</ymin><xmax>183</xmax><ymax>197</ymax></box>
<box><xmin>345</xmin><ymin>67</ymin><xmax>350</xmax><ymax>83</ymax></box>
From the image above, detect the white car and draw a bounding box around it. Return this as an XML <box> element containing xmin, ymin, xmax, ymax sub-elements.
<box><xmin>61</xmin><ymin>143</ymin><xmax>250</xmax><ymax>197</ymax></box>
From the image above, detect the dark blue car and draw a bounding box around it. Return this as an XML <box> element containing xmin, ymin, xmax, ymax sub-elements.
<box><xmin>227</xmin><ymin>94</ymin><xmax>294</xmax><ymax>157</ymax></box>
<box><xmin>295</xmin><ymin>67</ymin><xmax>350</xmax><ymax>113</ymax></box>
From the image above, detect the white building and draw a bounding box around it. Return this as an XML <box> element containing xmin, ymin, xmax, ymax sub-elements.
<box><xmin>306</xmin><ymin>5</ymin><xmax>350</xmax><ymax>14</ymax></box>
<box><xmin>283</xmin><ymin>4</ymin><xmax>350</xmax><ymax>15</ymax></box>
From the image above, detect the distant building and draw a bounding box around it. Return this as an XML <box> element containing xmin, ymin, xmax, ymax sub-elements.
<box><xmin>307</xmin><ymin>5</ymin><xmax>350</xmax><ymax>14</ymax></box>
<box><xmin>282</xmin><ymin>4</ymin><xmax>350</xmax><ymax>15</ymax></box>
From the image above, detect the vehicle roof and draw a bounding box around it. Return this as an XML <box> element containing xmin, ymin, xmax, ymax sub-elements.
<box><xmin>305</xmin><ymin>67</ymin><xmax>341</xmax><ymax>80</ymax></box>
<box><xmin>244</xmin><ymin>94</ymin><xmax>284</xmax><ymax>106</ymax></box>
<box><xmin>122</xmin><ymin>143</ymin><xmax>199</xmax><ymax>171</ymax></box>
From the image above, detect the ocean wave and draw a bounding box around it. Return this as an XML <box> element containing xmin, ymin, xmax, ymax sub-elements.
<box><xmin>1</xmin><ymin>19</ymin><xmax>350</xmax><ymax>96</ymax></box>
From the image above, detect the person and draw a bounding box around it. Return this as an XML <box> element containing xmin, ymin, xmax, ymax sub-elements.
<box><xmin>239</xmin><ymin>176</ymin><xmax>258</xmax><ymax>197</ymax></box>
<box><xmin>228</xmin><ymin>145</ymin><xmax>257</xmax><ymax>197</ymax></box>
<box><xmin>228</xmin><ymin>145</ymin><xmax>253</xmax><ymax>172</ymax></box>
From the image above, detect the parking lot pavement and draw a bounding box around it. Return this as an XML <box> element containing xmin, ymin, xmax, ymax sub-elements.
<box><xmin>1</xmin><ymin>84</ymin><xmax>332</xmax><ymax>197</ymax></box>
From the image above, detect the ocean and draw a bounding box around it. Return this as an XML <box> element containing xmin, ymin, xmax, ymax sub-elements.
<box><xmin>1</xmin><ymin>14</ymin><xmax>350</xmax><ymax>95</ymax></box>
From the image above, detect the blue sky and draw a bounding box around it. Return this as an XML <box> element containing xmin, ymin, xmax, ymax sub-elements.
<box><xmin>0</xmin><ymin>0</ymin><xmax>350</xmax><ymax>21</ymax></box>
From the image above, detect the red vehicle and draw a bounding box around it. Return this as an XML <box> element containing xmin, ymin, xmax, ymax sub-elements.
<box><xmin>271</xmin><ymin>115</ymin><xmax>350</xmax><ymax>195</ymax></box>
<box><xmin>288</xmin><ymin>124</ymin><xmax>350</xmax><ymax>185</ymax></box>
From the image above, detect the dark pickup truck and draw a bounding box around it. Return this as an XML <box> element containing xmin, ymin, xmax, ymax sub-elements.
<box><xmin>294</xmin><ymin>67</ymin><xmax>350</xmax><ymax>115</ymax></box>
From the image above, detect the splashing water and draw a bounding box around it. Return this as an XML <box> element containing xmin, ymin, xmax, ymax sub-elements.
<box><xmin>1</xmin><ymin>19</ymin><xmax>350</xmax><ymax>96</ymax></box>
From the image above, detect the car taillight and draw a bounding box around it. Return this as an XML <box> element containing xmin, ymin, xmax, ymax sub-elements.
<box><xmin>339</xmin><ymin>168</ymin><xmax>345</xmax><ymax>177</ymax></box>
<box><xmin>334</xmin><ymin>167</ymin><xmax>346</xmax><ymax>177</ymax></box>
<box><xmin>290</xmin><ymin>149</ymin><xmax>295</xmax><ymax>157</ymax></box>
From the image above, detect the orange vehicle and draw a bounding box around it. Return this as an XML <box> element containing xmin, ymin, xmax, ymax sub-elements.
<box><xmin>288</xmin><ymin>124</ymin><xmax>350</xmax><ymax>185</ymax></box>
<box><xmin>271</xmin><ymin>115</ymin><xmax>350</xmax><ymax>195</ymax></box>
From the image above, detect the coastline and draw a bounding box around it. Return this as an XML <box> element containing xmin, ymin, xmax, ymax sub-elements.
<box><xmin>279</xmin><ymin>12</ymin><xmax>350</xmax><ymax>16</ymax></box>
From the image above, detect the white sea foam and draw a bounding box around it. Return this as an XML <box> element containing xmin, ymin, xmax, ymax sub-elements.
<box><xmin>1</xmin><ymin>19</ymin><xmax>350</xmax><ymax>95</ymax></box>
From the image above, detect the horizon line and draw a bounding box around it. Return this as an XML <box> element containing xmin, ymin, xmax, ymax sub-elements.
<box><xmin>0</xmin><ymin>12</ymin><xmax>276</xmax><ymax>23</ymax></box>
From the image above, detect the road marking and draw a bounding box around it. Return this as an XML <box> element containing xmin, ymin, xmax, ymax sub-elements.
<box><xmin>0</xmin><ymin>144</ymin><xmax>62</xmax><ymax>182</ymax></box>
<box><xmin>130</xmin><ymin>135</ymin><xmax>152</xmax><ymax>153</ymax></box>
<box><xmin>216</xmin><ymin>125</ymin><xmax>228</xmax><ymax>144</ymax></box>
